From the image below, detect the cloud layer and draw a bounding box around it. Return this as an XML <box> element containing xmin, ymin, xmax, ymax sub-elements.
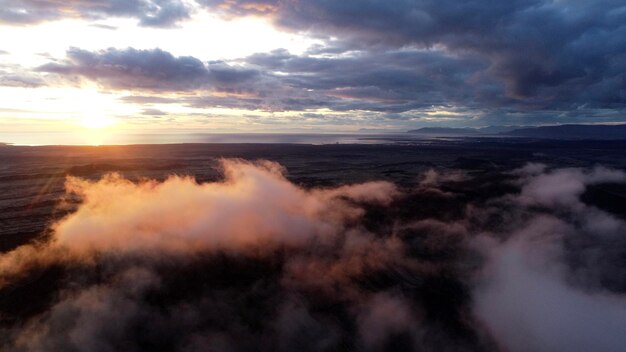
<box><xmin>53</xmin><ymin>159</ymin><xmax>397</xmax><ymax>253</ymax></box>
<box><xmin>2</xmin><ymin>0</ymin><xmax>621</xmax><ymax>127</ymax></box>
<box><xmin>204</xmin><ymin>0</ymin><xmax>626</xmax><ymax>101</ymax></box>
<box><xmin>0</xmin><ymin>0</ymin><xmax>191</xmax><ymax>27</ymax></box>
<box><xmin>2</xmin><ymin>160</ymin><xmax>626</xmax><ymax>351</ymax></box>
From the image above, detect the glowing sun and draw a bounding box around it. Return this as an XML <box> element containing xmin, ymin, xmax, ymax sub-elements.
<box><xmin>81</xmin><ymin>114</ymin><xmax>116</xmax><ymax>129</ymax></box>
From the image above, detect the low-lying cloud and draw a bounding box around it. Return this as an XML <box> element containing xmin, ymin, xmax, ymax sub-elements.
<box><xmin>1</xmin><ymin>160</ymin><xmax>626</xmax><ymax>351</ymax></box>
<box><xmin>55</xmin><ymin>159</ymin><xmax>396</xmax><ymax>254</ymax></box>
<box><xmin>474</xmin><ymin>216</ymin><xmax>626</xmax><ymax>352</ymax></box>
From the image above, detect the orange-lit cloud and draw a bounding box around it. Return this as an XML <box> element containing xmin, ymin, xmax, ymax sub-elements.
<box><xmin>3</xmin><ymin>162</ymin><xmax>626</xmax><ymax>351</ymax></box>
<box><xmin>53</xmin><ymin>159</ymin><xmax>397</xmax><ymax>254</ymax></box>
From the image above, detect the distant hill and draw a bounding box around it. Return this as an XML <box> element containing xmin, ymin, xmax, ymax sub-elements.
<box><xmin>407</xmin><ymin>127</ymin><xmax>481</xmax><ymax>135</ymax></box>
<box><xmin>406</xmin><ymin>124</ymin><xmax>626</xmax><ymax>139</ymax></box>
<box><xmin>407</xmin><ymin>126</ymin><xmax>527</xmax><ymax>135</ymax></box>
<box><xmin>504</xmin><ymin>124</ymin><xmax>626</xmax><ymax>139</ymax></box>
<box><xmin>357</xmin><ymin>128</ymin><xmax>403</xmax><ymax>133</ymax></box>
<box><xmin>477</xmin><ymin>125</ymin><xmax>523</xmax><ymax>134</ymax></box>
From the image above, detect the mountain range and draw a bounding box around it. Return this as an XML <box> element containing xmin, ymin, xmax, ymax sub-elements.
<box><xmin>407</xmin><ymin>124</ymin><xmax>626</xmax><ymax>139</ymax></box>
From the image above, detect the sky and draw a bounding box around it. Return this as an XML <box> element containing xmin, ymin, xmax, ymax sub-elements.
<box><xmin>0</xmin><ymin>0</ymin><xmax>625</xmax><ymax>142</ymax></box>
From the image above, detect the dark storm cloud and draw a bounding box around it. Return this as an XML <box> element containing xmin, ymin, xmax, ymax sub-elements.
<box><xmin>39</xmin><ymin>46</ymin><xmax>496</xmax><ymax>114</ymax></box>
<box><xmin>202</xmin><ymin>0</ymin><xmax>626</xmax><ymax>116</ymax></box>
<box><xmin>25</xmin><ymin>0</ymin><xmax>626</xmax><ymax>123</ymax></box>
<box><xmin>189</xmin><ymin>48</ymin><xmax>506</xmax><ymax>114</ymax></box>
<box><xmin>0</xmin><ymin>0</ymin><xmax>191</xmax><ymax>27</ymax></box>
<box><xmin>244</xmin><ymin>48</ymin><xmax>497</xmax><ymax>111</ymax></box>
<box><xmin>2</xmin><ymin>0</ymin><xmax>625</xmax><ymax>118</ymax></box>
<box><xmin>38</xmin><ymin>47</ymin><xmax>260</xmax><ymax>92</ymax></box>
<box><xmin>30</xmin><ymin>47</ymin><xmax>436</xmax><ymax>112</ymax></box>
<box><xmin>204</xmin><ymin>61</ymin><xmax>261</xmax><ymax>92</ymax></box>
<box><xmin>249</xmin><ymin>49</ymin><xmax>466</xmax><ymax>95</ymax></box>
<box><xmin>38</xmin><ymin>47</ymin><xmax>209</xmax><ymax>91</ymax></box>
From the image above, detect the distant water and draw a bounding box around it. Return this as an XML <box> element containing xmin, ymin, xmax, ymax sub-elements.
<box><xmin>0</xmin><ymin>132</ymin><xmax>449</xmax><ymax>146</ymax></box>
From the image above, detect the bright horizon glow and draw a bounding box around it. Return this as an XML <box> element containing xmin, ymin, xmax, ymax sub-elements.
<box><xmin>0</xmin><ymin>7</ymin><xmax>333</xmax><ymax>143</ymax></box>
